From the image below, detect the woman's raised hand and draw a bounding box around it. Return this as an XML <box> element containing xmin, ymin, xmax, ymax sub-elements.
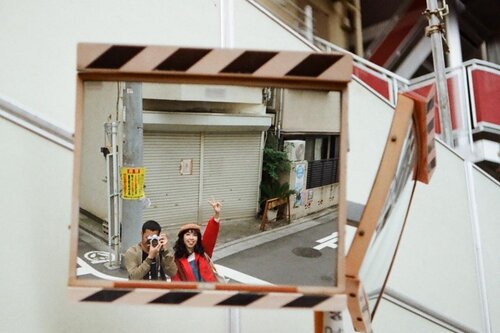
<box><xmin>208</xmin><ymin>198</ymin><xmax>222</xmax><ymax>220</ymax></box>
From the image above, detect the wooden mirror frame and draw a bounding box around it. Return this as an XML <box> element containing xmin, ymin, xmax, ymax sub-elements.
<box><xmin>344</xmin><ymin>86</ymin><xmax>437</xmax><ymax>332</ymax></box>
<box><xmin>69</xmin><ymin>43</ymin><xmax>353</xmax><ymax>311</ymax></box>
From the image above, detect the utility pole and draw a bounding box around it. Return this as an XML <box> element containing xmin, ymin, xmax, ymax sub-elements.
<box><xmin>424</xmin><ymin>0</ymin><xmax>454</xmax><ymax>147</ymax></box>
<box><xmin>120</xmin><ymin>82</ymin><xmax>144</xmax><ymax>261</ymax></box>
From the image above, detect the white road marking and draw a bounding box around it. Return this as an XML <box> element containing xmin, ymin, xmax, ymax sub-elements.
<box><xmin>314</xmin><ymin>232</ymin><xmax>339</xmax><ymax>250</ymax></box>
<box><xmin>215</xmin><ymin>264</ymin><xmax>273</xmax><ymax>285</ymax></box>
<box><xmin>77</xmin><ymin>256</ymin><xmax>269</xmax><ymax>285</ymax></box>
<box><xmin>77</xmin><ymin>257</ymin><xmax>127</xmax><ymax>281</ymax></box>
<box><xmin>83</xmin><ymin>250</ymin><xmax>116</xmax><ymax>264</ymax></box>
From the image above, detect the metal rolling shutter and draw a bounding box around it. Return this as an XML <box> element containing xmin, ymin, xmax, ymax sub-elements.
<box><xmin>143</xmin><ymin>133</ymin><xmax>200</xmax><ymax>227</ymax></box>
<box><xmin>200</xmin><ymin>132</ymin><xmax>262</xmax><ymax>221</ymax></box>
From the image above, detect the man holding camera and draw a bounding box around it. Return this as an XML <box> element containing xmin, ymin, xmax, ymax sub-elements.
<box><xmin>124</xmin><ymin>220</ymin><xmax>177</xmax><ymax>280</ymax></box>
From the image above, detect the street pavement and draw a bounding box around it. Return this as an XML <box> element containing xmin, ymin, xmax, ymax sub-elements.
<box><xmin>76</xmin><ymin>207</ymin><xmax>343</xmax><ymax>285</ymax></box>
<box><xmin>215</xmin><ymin>221</ymin><xmax>337</xmax><ymax>286</ymax></box>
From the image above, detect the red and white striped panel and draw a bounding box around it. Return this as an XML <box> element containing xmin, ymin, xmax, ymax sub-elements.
<box><xmin>404</xmin><ymin>88</ymin><xmax>437</xmax><ymax>184</ymax></box>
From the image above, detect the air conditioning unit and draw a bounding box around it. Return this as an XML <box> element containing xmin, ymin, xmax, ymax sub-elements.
<box><xmin>284</xmin><ymin>140</ymin><xmax>306</xmax><ymax>162</ymax></box>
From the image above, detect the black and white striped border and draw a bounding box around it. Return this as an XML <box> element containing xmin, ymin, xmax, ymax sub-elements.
<box><xmin>77</xmin><ymin>43</ymin><xmax>352</xmax><ymax>88</ymax></box>
<box><xmin>73</xmin><ymin>43</ymin><xmax>351</xmax><ymax>310</ymax></box>
<box><xmin>70</xmin><ymin>287</ymin><xmax>346</xmax><ymax>311</ymax></box>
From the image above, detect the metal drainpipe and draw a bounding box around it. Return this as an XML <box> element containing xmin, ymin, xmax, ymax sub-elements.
<box><xmin>277</xmin><ymin>88</ymin><xmax>285</xmax><ymax>140</ymax></box>
<box><xmin>424</xmin><ymin>0</ymin><xmax>454</xmax><ymax>147</ymax></box>
<box><xmin>105</xmin><ymin>121</ymin><xmax>121</xmax><ymax>269</ymax></box>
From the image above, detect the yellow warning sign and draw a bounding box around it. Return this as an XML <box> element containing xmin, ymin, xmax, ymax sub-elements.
<box><xmin>121</xmin><ymin>167</ymin><xmax>145</xmax><ymax>199</ymax></box>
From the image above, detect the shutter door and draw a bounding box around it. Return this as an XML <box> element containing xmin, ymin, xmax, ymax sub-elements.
<box><xmin>200</xmin><ymin>132</ymin><xmax>262</xmax><ymax>221</ymax></box>
<box><xmin>143</xmin><ymin>133</ymin><xmax>200</xmax><ymax>227</ymax></box>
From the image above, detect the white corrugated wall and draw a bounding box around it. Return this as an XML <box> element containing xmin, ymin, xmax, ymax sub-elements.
<box><xmin>143</xmin><ymin>132</ymin><xmax>262</xmax><ymax>226</ymax></box>
<box><xmin>143</xmin><ymin>132</ymin><xmax>201</xmax><ymax>225</ymax></box>
<box><xmin>200</xmin><ymin>132</ymin><xmax>262</xmax><ymax>221</ymax></box>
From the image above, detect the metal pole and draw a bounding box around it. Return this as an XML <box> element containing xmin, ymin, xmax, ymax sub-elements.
<box><xmin>120</xmin><ymin>82</ymin><xmax>144</xmax><ymax>261</ymax></box>
<box><xmin>304</xmin><ymin>5</ymin><xmax>314</xmax><ymax>42</ymax></box>
<box><xmin>220</xmin><ymin>3</ymin><xmax>240</xmax><ymax>332</ymax></box>
<box><xmin>445</xmin><ymin>0</ymin><xmax>462</xmax><ymax>68</ymax></box>
<box><xmin>220</xmin><ymin>0</ymin><xmax>234</xmax><ymax>48</ymax></box>
<box><xmin>105</xmin><ymin>127</ymin><xmax>113</xmax><ymax>264</ymax></box>
<box><xmin>425</xmin><ymin>0</ymin><xmax>454</xmax><ymax>147</ymax></box>
<box><xmin>446</xmin><ymin>0</ymin><xmax>471</xmax><ymax>151</ymax></box>
<box><xmin>353</xmin><ymin>0</ymin><xmax>364</xmax><ymax>57</ymax></box>
<box><xmin>104</xmin><ymin>122</ymin><xmax>121</xmax><ymax>269</ymax></box>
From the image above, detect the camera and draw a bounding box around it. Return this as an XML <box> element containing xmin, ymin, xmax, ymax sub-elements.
<box><xmin>147</xmin><ymin>234</ymin><xmax>161</xmax><ymax>247</ymax></box>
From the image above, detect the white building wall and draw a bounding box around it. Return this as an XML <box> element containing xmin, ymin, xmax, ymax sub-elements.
<box><xmin>231</xmin><ymin>0</ymin><xmax>313</xmax><ymax>50</ymax></box>
<box><xmin>0</xmin><ymin>1</ymin><xmax>316</xmax><ymax>332</ymax></box>
<box><xmin>346</xmin><ymin>77</ymin><xmax>500</xmax><ymax>331</ymax></box>
<box><xmin>281</xmin><ymin>89</ymin><xmax>341</xmax><ymax>133</ymax></box>
<box><xmin>377</xmin><ymin>141</ymin><xmax>487</xmax><ymax>331</ymax></box>
<box><xmin>346</xmin><ymin>79</ymin><xmax>394</xmax><ymax>208</ymax></box>
<box><xmin>5</xmin><ymin>1</ymin><xmax>497</xmax><ymax>332</ymax></box>
<box><xmin>472</xmin><ymin>165</ymin><xmax>500</xmax><ymax>332</ymax></box>
<box><xmin>80</xmin><ymin>81</ymin><xmax>121</xmax><ymax>221</ymax></box>
<box><xmin>373</xmin><ymin>300</ymin><xmax>455</xmax><ymax>333</ymax></box>
<box><xmin>0</xmin><ymin>1</ymin><xmax>223</xmax><ymax>130</ymax></box>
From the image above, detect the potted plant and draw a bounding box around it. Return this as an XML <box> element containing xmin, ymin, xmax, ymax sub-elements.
<box><xmin>259</xmin><ymin>133</ymin><xmax>295</xmax><ymax>221</ymax></box>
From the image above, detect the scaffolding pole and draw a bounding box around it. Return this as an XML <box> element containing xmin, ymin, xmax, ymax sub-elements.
<box><xmin>424</xmin><ymin>0</ymin><xmax>454</xmax><ymax>147</ymax></box>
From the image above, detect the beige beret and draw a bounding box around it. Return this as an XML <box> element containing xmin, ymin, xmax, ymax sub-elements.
<box><xmin>177</xmin><ymin>223</ymin><xmax>201</xmax><ymax>236</ymax></box>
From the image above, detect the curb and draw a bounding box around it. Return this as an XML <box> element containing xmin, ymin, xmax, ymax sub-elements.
<box><xmin>212</xmin><ymin>207</ymin><xmax>338</xmax><ymax>261</ymax></box>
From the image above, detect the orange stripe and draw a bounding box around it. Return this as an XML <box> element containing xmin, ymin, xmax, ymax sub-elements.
<box><xmin>114</xmin><ymin>281</ymin><xmax>199</xmax><ymax>290</ymax></box>
<box><xmin>215</xmin><ymin>284</ymin><xmax>297</xmax><ymax>293</ymax></box>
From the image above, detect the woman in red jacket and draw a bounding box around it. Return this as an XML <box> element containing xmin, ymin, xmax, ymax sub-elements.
<box><xmin>172</xmin><ymin>199</ymin><xmax>221</xmax><ymax>282</ymax></box>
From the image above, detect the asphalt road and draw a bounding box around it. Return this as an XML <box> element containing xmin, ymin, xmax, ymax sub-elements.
<box><xmin>215</xmin><ymin>221</ymin><xmax>338</xmax><ymax>287</ymax></box>
<box><xmin>76</xmin><ymin>217</ymin><xmax>340</xmax><ymax>288</ymax></box>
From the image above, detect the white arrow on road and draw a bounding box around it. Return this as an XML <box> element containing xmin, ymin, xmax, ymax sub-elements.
<box><xmin>314</xmin><ymin>232</ymin><xmax>339</xmax><ymax>250</ymax></box>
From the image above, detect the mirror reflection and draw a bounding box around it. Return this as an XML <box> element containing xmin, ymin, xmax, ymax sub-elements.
<box><xmin>77</xmin><ymin>81</ymin><xmax>342</xmax><ymax>287</ymax></box>
<box><xmin>359</xmin><ymin>123</ymin><xmax>417</xmax><ymax>314</ymax></box>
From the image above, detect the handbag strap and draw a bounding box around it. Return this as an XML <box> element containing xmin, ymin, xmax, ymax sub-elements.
<box><xmin>175</xmin><ymin>258</ymin><xmax>187</xmax><ymax>281</ymax></box>
<box><xmin>203</xmin><ymin>253</ymin><xmax>216</xmax><ymax>270</ymax></box>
